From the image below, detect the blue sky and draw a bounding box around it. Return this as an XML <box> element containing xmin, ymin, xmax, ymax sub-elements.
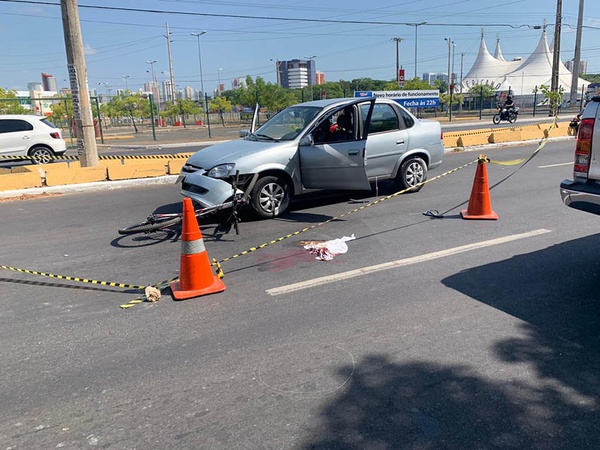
<box><xmin>1</xmin><ymin>0</ymin><xmax>598</xmax><ymax>94</ymax></box>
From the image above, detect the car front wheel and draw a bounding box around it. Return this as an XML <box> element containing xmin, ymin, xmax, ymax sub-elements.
<box><xmin>29</xmin><ymin>146</ymin><xmax>55</xmax><ymax>164</ymax></box>
<box><xmin>250</xmin><ymin>175</ymin><xmax>290</xmax><ymax>218</ymax></box>
<box><xmin>396</xmin><ymin>156</ymin><xmax>427</xmax><ymax>192</ymax></box>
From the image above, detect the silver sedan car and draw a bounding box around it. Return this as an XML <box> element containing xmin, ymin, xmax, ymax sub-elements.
<box><xmin>178</xmin><ymin>97</ymin><xmax>444</xmax><ymax>218</ymax></box>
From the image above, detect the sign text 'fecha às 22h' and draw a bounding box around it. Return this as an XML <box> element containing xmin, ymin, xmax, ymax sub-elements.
<box><xmin>354</xmin><ymin>90</ymin><xmax>440</xmax><ymax>108</ymax></box>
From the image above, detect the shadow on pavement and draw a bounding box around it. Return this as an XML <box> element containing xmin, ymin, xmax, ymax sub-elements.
<box><xmin>299</xmin><ymin>234</ymin><xmax>600</xmax><ymax>448</ymax></box>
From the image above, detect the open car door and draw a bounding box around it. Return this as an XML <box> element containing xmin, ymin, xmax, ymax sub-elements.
<box><xmin>299</xmin><ymin>98</ymin><xmax>375</xmax><ymax>191</ymax></box>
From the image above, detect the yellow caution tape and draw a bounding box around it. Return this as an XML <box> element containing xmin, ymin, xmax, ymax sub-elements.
<box><xmin>215</xmin><ymin>158</ymin><xmax>480</xmax><ymax>266</ymax></box>
<box><xmin>0</xmin><ymin>153</ymin><xmax>193</xmax><ymax>161</ymax></box>
<box><xmin>0</xmin><ymin>264</ymin><xmax>146</xmax><ymax>290</ymax></box>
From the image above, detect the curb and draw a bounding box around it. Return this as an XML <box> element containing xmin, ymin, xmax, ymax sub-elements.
<box><xmin>0</xmin><ymin>175</ymin><xmax>179</xmax><ymax>201</ymax></box>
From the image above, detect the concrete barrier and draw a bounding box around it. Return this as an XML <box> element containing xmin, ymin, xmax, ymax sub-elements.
<box><xmin>489</xmin><ymin>130</ymin><xmax>522</xmax><ymax>144</ymax></box>
<box><xmin>46</xmin><ymin>166</ymin><xmax>107</xmax><ymax>186</ymax></box>
<box><xmin>168</xmin><ymin>159</ymin><xmax>186</xmax><ymax>174</ymax></box>
<box><xmin>107</xmin><ymin>161</ymin><xmax>167</xmax><ymax>181</ymax></box>
<box><xmin>457</xmin><ymin>134</ymin><xmax>490</xmax><ymax>147</ymax></box>
<box><xmin>0</xmin><ymin>171</ymin><xmax>43</xmax><ymax>191</ymax></box>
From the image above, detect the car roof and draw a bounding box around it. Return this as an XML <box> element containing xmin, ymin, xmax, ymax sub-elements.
<box><xmin>0</xmin><ymin>114</ymin><xmax>46</xmax><ymax>120</ymax></box>
<box><xmin>292</xmin><ymin>97</ymin><xmax>395</xmax><ymax>109</ymax></box>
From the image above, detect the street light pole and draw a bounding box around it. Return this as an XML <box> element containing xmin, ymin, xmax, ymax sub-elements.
<box><xmin>305</xmin><ymin>55</ymin><xmax>317</xmax><ymax>100</ymax></box>
<box><xmin>121</xmin><ymin>75</ymin><xmax>130</xmax><ymax>91</ymax></box>
<box><xmin>445</xmin><ymin>38</ymin><xmax>452</xmax><ymax>88</ymax></box>
<box><xmin>408</xmin><ymin>22</ymin><xmax>427</xmax><ymax>79</ymax></box>
<box><xmin>550</xmin><ymin>0</ymin><xmax>563</xmax><ymax>115</ymax></box>
<box><xmin>270</xmin><ymin>58</ymin><xmax>282</xmax><ymax>86</ymax></box>
<box><xmin>569</xmin><ymin>0</ymin><xmax>584</xmax><ymax>108</ymax></box>
<box><xmin>392</xmin><ymin>37</ymin><xmax>404</xmax><ymax>84</ymax></box>
<box><xmin>191</xmin><ymin>31</ymin><xmax>207</xmax><ymax>123</ymax></box>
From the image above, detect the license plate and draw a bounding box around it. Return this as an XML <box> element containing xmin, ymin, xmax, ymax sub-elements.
<box><xmin>175</xmin><ymin>175</ymin><xmax>186</xmax><ymax>184</ymax></box>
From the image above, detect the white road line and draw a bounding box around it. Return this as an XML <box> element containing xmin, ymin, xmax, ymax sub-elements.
<box><xmin>266</xmin><ymin>229</ymin><xmax>552</xmax><ymax>296</ymax></box>
<box><xmin>538</xmin><ymin>162</ymin><xmax>573</xmax><ymax>168</ymax></box>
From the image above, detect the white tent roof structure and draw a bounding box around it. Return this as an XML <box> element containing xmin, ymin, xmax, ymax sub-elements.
<box><xmin>461</xmin><ymin>28</ymin><xmax>589</xmax><ymax>96</ymax></box>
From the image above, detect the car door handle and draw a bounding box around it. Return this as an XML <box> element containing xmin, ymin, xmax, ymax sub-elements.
<box><xmin>348</xmin><ymin>150</ymin><xmax>359</xmax><ymax>156</ymax></box>
<box><xmin>396</xmin><ymin>140</ymin><xmax>405</xmax><ymax>145</ymax></box>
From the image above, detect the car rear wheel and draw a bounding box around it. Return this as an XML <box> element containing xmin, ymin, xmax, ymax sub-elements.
<box><xmin>250</xmin><ymin>175</ymin><xmax>290</xmax><ymax>218</ymax></box>
<box><xmin>29</xmin><ymin>146</ymin><xmax>55</xmax><ymax>164</ymax></box>
<box><xmin>396</xmin><ymin>156</ymin><xmax>427</xmax><ymax>192</ymax></box>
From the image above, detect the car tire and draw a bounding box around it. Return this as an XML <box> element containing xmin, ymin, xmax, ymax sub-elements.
<box><xmin>250</xmin><ymin>175</ymin><xmax>290</xmax><ymax>218</ymax></box>
<box><xmin>492</xmin><ymin>114</ymin><xmax>501</xmax><ymax>124</ymax></box>
<box><xmin>29</xmin><ymin>146</ymin><xmax>55</xmax><ymax>164</ymax></box>
<box><xmin>396</xmin><ymin>156</ymin><xmax>427</xmax><ymax>192</ymax></box>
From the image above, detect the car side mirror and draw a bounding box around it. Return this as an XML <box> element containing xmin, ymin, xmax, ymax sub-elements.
<box><xmin>299</xmin><ymin>134</ymin><xmax>314</xmax><ymax>147</ymax></box>
<box><xmin>239</xmin><ymin>129</ymin><xmax>250</xmax><ymax>138</ymax></box>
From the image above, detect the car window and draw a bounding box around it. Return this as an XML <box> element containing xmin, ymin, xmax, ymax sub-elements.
<box><xmin>0</xmin><ymin>119</ymin><xmax>34</xmax><ymax>134</ymax></box>
<box><xmin>40</xmin><ymin>118</ymin><xmax>58</xmax><ymax>129</ymax></box>
<box><xmin>366</xmin><ymin>104</ymin><xmax>400</xmax><ymax>133</ymax></box>
<box><xmin>313</xmin><ymin>106</ymin><xmax>357</xmax><ymax>144</ymax></box>
<box><xmin>398</xmin><ymin>107</ymin><xmax>415</xmax><ymax>128</ymax></box>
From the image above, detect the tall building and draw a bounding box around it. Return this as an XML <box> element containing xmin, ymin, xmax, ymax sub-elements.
<box><xmin>564</xmin><ymin>59</ymin><xmax>588</xmax><ymax>75</ymax></box>
<box><xmin>183</xmin><ymin>85</ymin><xmax>196</xmax><ymax>100</ymax></box>
<box><xmin>41</xmin><ymin>73</ymin><xmax>58</xmax><ymax>92</ymax></box>
<box><xmin>232</xmin><ymin>77</ymin><xmax>246</xmax><ymax>90</ymax></box>
<box><xmin>422</xmin><ymin>72</ymin><xmax>448</xmax><ymax>85</ymax></box>
<box><xmin>277</xmin><ymin>59</ymin><xmax>316</xmax><ymax>89</ymax></box>
<box><xmin>316</xmin><ymin>71</ymin><xmax>325</xmax><ymax>85</ymax></box>
<box><xmin>28</xmin><ymin>82</ymin><xmax>43</xmax><ymax>92</ymax></box>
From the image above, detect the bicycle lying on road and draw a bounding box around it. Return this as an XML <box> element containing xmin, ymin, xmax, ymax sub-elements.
<box><xmin>117</xmin><ymin>173</ymin><xmax>258</xmax><ymax>236</ymax></box>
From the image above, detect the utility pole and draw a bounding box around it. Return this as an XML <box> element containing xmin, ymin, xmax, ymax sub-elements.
<box><xmin>392</xmin><ymin>37</ymin><xmax>404</xmax><ymax>84</ymax></box>
<box><xmin>445</xmin><ymin>38</ymin><xmax>452</xmax><ymax>88</ymax></box>
<box><xmin>550</xmin><ymin>0</ymin><xmax>563</xmax><ymax>115</ymax></box>
<box><xmin>60</xmin><ymin>0</ymin><xmax>97</xmax><ymax>167</ymax></box>
<box><xmin>165</xmin><ymin>23</ymin><xmax>176</xmax><ymax>103</ymax></box>
<box><xmin>569</xmin><ymin>0</ymin><xmax>584</xmax><ymax>108</ymax></box>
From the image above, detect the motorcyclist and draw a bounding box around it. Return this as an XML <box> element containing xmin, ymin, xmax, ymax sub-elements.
<box><xmin>502</xmin><ymin>95</ymin><xmax>516</xmax><ymax>119</ymax></box>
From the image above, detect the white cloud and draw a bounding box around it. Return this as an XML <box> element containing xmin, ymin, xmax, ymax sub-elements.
<box><xmin>84</xmin><ymin>44</ymin><xmax>97</xmax><ymax>56</ymax></box>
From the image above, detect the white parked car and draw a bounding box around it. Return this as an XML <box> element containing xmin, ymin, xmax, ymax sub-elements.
<box><xmin>0</xmin><ymin>114</ymin><xmax>67</xmax><ymax>164</ymax></box>
<box><xmin>179</xmin><ymin>98</ymin><xmax>445</xmax><ymax>218</ymax></box>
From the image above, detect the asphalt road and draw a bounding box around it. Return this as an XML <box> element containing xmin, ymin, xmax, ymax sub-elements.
<box><xmin>1</xmin><ymin>140</ymin><xmax>599</xmax><ymax>449</ymax></box>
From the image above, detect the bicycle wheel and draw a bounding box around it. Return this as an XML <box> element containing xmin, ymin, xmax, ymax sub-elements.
<box><xmin>118</xmin><ymin>216</ymin><xmax>182</xmax><ymax>235</ymax></box>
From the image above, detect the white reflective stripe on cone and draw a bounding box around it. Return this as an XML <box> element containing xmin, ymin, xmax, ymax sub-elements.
<box><xmin>181</xmin><ymin>239</ymin><xmax>206</xmax><ymax>255</ymax></box>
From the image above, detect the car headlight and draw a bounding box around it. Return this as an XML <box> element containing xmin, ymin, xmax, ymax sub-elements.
<box><xmin>207</xmin><ymin>163</ymin><xmax>235</xmax><ymax>179</ymax></box>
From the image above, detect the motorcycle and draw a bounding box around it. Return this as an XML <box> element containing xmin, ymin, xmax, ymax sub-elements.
<box><xmin>493</xmin><ymin>106</ymin><xmax>519</xmax><ymax>124</ymax></box>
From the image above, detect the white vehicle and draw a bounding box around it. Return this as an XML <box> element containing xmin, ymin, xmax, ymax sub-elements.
<box><xmin>560</xmin><ymin>96</ymin><xmax>600</xmax><ymax>215</ymax></box>
<box><xmin>0</xmin><ymin>114</ymin><xmax>67</xmax><ymax>164</ymax></box>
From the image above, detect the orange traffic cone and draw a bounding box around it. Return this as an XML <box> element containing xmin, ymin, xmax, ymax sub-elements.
<box><xmin>170</xmin><ymin>198</ymin><xmax>226</xmax><ymax>300</ymax></box>
<box><xmin>461</xmin><ymin>156</ymin><xmax>498</xmax><ymax>220</ymax></box>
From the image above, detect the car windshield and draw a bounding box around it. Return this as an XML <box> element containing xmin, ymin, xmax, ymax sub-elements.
<box><xmin>249</xmin><ymin>106</ymin><xmax>322</xmax><ymax>141</ymax></box>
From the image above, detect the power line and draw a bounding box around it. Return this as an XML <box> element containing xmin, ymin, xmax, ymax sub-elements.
<box><xmin>0</xmin><ymin>0</ymin><xmax>564</xmax><ymax>29</ymax></box>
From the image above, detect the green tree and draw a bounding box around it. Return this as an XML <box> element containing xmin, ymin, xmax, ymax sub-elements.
<box><xmin>402</xmin><ymin>77</ymin><xmax>432</xmax><ymax>90</ymax></box>
<box><xmin>210</xmin><ymin>96</ymin><xmax>233</xmax><ymax>126</ymax></box>
<box><xmin>468</xmin><ymin>83</ymin><xmax>496</xmax><ymax>98</ymax></box>
<box><xmin>160</xmin><ymin>99</ymin><xmax>202</xmax><ymax>127</ymax></box>
<box><xmin>104</xmin><ymin>93</ymin><xmax>150</xmax><ymax>132</ymax></box>
<box><xmin>0</xmin><ymin>88</ymin><xmax>28</xmax><ymax>114</ymax></box>
<box><xmin>538</xmin><ymin>84</ymin><xmax>564</xmax><ymax>116</ymax></box>
<box><xmin>581</xmin><ymin>74</ymin><xmax>600</xmax><ymax>84</ymax></box>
